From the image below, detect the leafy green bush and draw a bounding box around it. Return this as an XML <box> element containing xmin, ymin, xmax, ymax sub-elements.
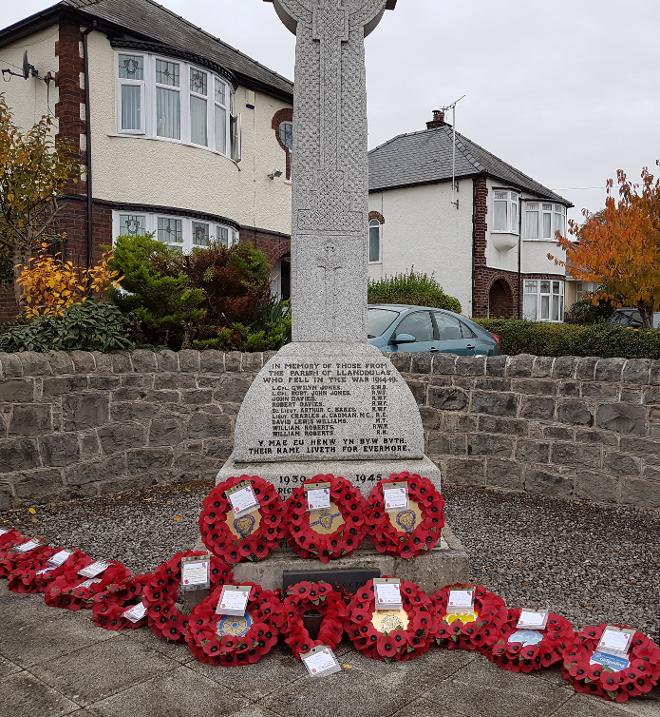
<box><xmin>0</xmin><ymin>300</ymin><xmax>132</xmax><ymax>352</ymax></box>
<box><xmin>108</xmin><ymin>235</ymin><xmax>206</xmax><ymax>348</ymax></box>
<box><xmin>368</xmin><ymin>270</ymin><xmax>461</xmax><ymax>313</ymax></box>
<box><xmin>477</xmin><ymin>318</ymin><xmax>660</xmax><ymax>358</ymax></box>
<box><xmin>566</xmin><ymin>297</ymin><xmax>614</xmax><ymax>325</ymax></box>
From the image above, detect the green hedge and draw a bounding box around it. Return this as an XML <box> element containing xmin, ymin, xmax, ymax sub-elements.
<box><xmin>476</xmin><ymin>319</ymin><xmax>660</xmax><ymax>359</ymax></box>
<box><xmin>368</xmin><ymin>270</ymin><xmax>461</xmax><ymax>313</ymax></box>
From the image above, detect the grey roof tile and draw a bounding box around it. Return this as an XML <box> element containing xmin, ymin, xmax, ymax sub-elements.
<box><xmin>368</xmin><ymin>124</ymin><xmax>571</xmax><ymax>205</ymax></box>
<box><xmin>61</xmin><ymin>0</ymin><xmax>293</xmax><ymax>99</ymax></box>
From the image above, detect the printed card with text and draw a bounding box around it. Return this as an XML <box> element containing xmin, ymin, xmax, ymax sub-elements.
<box><xmin>374</xmin><ymin>578</ymin><xmax>402</xmax><ymax>611</ymax></box>
<box><xmin>78</xmin><ymin>560</ymin><xmax>109</xmax><ymax>578</ymax></box>
<box><xmin>516</xmin><ymin>609</ymin><xmax>549</xmax><ymax>630</ymax></box>
<box><xmin>15</xmin><ymin>539</ymin><xmax>41</xmax><ymax>553</ymax></box>
<box><xmin>507</xmin><ymin>629</ymin><xmax>544</xmax><ymax>647</ymax></box>
<box><xmin>596</xmin><ymin>626</ymin><xmax>635</xmax><ymax>657</ymax></box>
<box><xmin>47</xmin><ymin>550</ymin><xmax>73</xmax><ymax>568</ymax></box>
<box><xmin>216</xmin><ymin>585</ymin><xmax>251</xmax><ymax>616</ymax></box>
<box><xmin>180</xmin><ymin>556</ymin><xmax>210</xmax><ymax>591</ymax></box>
<box><xmin>301</xmin><ymin>645</ymin><xmax>341</xmax><ymax>678</ymax></box>
<box><xmin>0</xmin><ymin>528</ymin><xmax>9</xmax><ymax>536</ymax></box>
<box><xmin>77</xmin><ymin>577</ymin><xmax>103</xmax><ymax>589</ymax></box>
<box><xmin>447</xmin><ymin>588</ymin><xmax>475</xmax><ymax>612</ymax></box>
<box><xmin>383</xmin><ymin>483</ymin><xmax>409</xmax><ymax>511</ymax></box>
<box><xmin>305</xmin><ymin>483</ymin><xmax>332</xmax><ymax>511</ymax></box>
<box><xmin>226</xmin><ymin>482</ymin><xmax>260</xmax><ymax>518</ymax></box>
<box><xmin>123</xmin><ymin>602</ymin><xmax>147</xmax><ymax>623</ymax></box>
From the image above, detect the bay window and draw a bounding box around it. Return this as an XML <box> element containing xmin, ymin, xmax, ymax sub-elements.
<box><xmin>523</xmin><ymin>279</ymin><xmax>564</xmax><ymax>322</ymax></box>
<box><xmin>525</xmin><ymin>202</ymin><xmax>566</xmax><ymax>240</ymax></box>
<box><xmin>113</xmin><ymin>211</ymin><xmax>238</xmax><ymax>253</ymax></box>
<box><xmin>116</xmin><ymin>51</ymin><xmax>234</xmax><ymax>157</ymax></box>
<box><xmin>492</xmin><ymin>190</ymin><xmax>519</xmax><ymax>233</ymax></box>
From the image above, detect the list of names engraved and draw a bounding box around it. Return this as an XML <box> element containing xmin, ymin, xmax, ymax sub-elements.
<box><xmin>243</xmin><ymin>359</ymin><xmax>412</xmax><ymax>460</ymax></box>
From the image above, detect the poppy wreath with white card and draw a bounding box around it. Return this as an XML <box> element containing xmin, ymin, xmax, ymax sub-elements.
<box><xmin>0</xmin><ymin>539</ymin><xmax>51</xmax><ymax>580</ymax></box>
<box><xmin>199</xmin><ymin>475</ymin><xmax>286</xmax><ymax>565</ymax></box>
<box><xmin>345</xmin><ymin>578</ymin><xmax>436</xmax><ymax>662</ymax></box>
<box><xmin>142</xmin><ymin>550</ymin><xmax>233</xmax><ymax>643</ymax></box>
<box><xmin>488</xmin><ymin>608</ymin><xmax>576</xmax><ymax>673</ymax></box>
<box><xmin>561</xmin><ymin>624</ymin><xmax>660</xmax><ymax>702</ymax></box>
<box><xmin>7</xmin><ymin>546</ymin><xmax>81</xmax><ymax>594</ymax></box>
<box><xmin>44</xmin><ymin>558</ymin><xmax>131</xmax><ymax>611</ymax></box>
<box><xmin>0</xmin><ymin>529</ymin><xmax>25</xmax><ymax>559</ymax></box>
<box><xmin>281</xmin><ymin>580</ymin><xmax>348</xmax><ymax>659</ymax></box>
<box><xmin>365</xmin><ymin>473</ymin><xmax>445</xmax><ymax>559</ymax></box>
<box><xmin>186</xmin><ymin>582</ymin><xmax>282</xmax><ymax>667</ymax></box>
<box><xmin>91</xmin><ymin>572</ymin><xmax>154</xmax><ymax>631</ymax></box>
<box><xmin>431</xmin><ymin>584</ymin><xmax>507</xmax><ymax>654</ymax></box>
<box><xmin>285</xmin><ymin>474</ymin><xmax>368</xmax><ymax>563</ymax></box>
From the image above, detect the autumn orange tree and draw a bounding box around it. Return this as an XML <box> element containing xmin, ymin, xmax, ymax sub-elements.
<box><xmin>0</xmin><ymin>93</ymin><xmax>79</xmax><ymax>305</ymax></box>
<box><xmin>553</xmin><ymin>164</ymin><xmax>660</xmax><ymax>328</ymax></box>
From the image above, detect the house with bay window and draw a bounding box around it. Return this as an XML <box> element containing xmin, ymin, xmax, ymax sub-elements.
<box><xmin>0</xmin><ymin>0</ymin><xmax>294</xmax><ymax>320</ymax></box>
<box><xmin>368</xmin><ymin>110</ymin><xmax>573</xmax><ymax>321</ymax></box>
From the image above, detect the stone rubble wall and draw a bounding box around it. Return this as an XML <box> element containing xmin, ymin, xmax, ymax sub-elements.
<box><xmin>0</xmin><ymin>350</ymin><xmax>658</xmax><ymax>511</ymax></box>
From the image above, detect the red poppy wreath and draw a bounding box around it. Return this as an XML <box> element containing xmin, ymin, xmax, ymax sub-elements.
<box><xmin>366</xmin><ymin>473</ymin><xmax>445</xmax><ymax>559</ymax></box>
<box><xmin>7</xmin><ymin>547</ymin><xmax>83</xmax><ymax>595</ymax></box>
<box><xmin>199</xmin><ymin>475</ymin><xmax>286</xmax><ymax>564</ymax></box>
<box><xmin>281</xmin><ymin>580</ymin><xmax>348</xmax><ymax>659</ymax></box>
<box><xmin>488</xmin><ymin>608</ymin><xmax>576</xmax><ymax>673</ymax></box>
<box><xmin>92</xmin><ymin>572</ymin><xmax>153</xmax><ymax>631</ymax></box>
<box><xmin>432</xmin><ymin>584</ymin><xmax>507</xmax><ymax>654</ymax></box>
<box><xmin>0</xmin><ymin>538</ymin><xmax>52</xmax><ymax>580</ymax></box>
<box><xmin>142</xmin><ymin>550</ymin><xmax>233</xmax><ymax>643</ymax></box>
<box><xmin>186</xmin><ymin>582</ymin><xmax>282</xmax><ymax>667</ymax></box>
<box><xmin>561</xmin><ymin>624</ymin><xmax>660</xmax><ymax>702</ymax></box>
<box><xmin>0</xmin><ymin>529</ymin><xmax>24</xmax><ymax>553</ymax></box>
<box><xmin>346</xmin><ymin>579</ymin><xmax>436</xmax><ymax>662</ymax></box>
<box><xmin>285</xmin><ymin>475</ymin><xmax>368</xmax><ymax>563</ymax></box>
<box><xmin>44</xmin><ymin>558</ymin><xmax>131</xmax><ymax>611</ymax></box>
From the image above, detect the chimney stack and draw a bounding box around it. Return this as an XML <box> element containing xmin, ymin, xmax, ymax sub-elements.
<box><xmin>426</xmin><ymin>109</ymin><xmax>446</xmax><ymax>129</ymax></box>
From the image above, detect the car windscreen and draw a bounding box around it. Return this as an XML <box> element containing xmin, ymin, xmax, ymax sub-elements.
<box><xmin>367</xmin><ymin>308</ymin><xmax>400</xmax><ymax>338</ymax></box>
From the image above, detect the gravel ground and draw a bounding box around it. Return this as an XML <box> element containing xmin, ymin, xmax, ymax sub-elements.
<box><xmin>1</xmin><ymin>482</ymin><xmax>658</xmax><ymax>639</ymax></box>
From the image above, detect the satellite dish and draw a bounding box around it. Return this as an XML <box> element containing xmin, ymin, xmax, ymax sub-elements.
<box><xmin>22</xmin><ymin>51</ymin><xmax>37</xmax><ymax>79</ymax></box>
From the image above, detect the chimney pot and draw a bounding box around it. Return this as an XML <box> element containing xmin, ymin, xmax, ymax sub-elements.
<box><xmin>426</xmin><ymin>109</ymin><xmax>445</xmax><ymax>129</ymax></box>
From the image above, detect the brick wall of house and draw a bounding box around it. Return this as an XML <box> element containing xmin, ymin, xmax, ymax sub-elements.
<box><xmin>240</xmin><ymin>226</ymin><xmax>290</xmax><ymax>264</ymax></box>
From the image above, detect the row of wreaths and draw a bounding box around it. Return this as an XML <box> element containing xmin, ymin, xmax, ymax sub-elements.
<box><xmin>0</xmin><ymin>532</ymin><xmax>659</xmax><ymax>704</ymax></box>
<box><xmin>200</xmin><ymin>472</ymin><xmax>445</xmax><ymax>563</ymax></box>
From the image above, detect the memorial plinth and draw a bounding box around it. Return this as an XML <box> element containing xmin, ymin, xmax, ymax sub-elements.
<box><xmin>211</xmin><ymin>0</ymin><xmax>468</xmax><ymax>585</ymax></box>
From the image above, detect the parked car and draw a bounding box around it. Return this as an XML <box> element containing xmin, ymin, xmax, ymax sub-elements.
<box><xmin>607</xmin><ymin>308</ymin><xmax>660</xmax><ymax>329</ymax></box>
<box><xmin>368</xmin><ymin>304</ymin><xmax>501</xmax><ymax>356</ymax></box>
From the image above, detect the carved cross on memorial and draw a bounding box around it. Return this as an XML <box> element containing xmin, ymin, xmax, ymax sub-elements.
<box><xmin>264</xmin><ymin>0</ymin><xmax>397</xmax><ymax>343</ymax></box>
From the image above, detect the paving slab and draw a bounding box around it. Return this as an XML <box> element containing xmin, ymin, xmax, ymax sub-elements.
<box><xmin>86</xmin><ymin>665</ymin><xmax>251</xmax><ymax>717</ymax></box>
<box><xmin>550</xmin><ymin>694</ymin><xmax>659</xmax><ymax>717</ymax></box>
<box><xmin>188</xmin><ymin>644</ymin><xmax>308</xmax><ymax>700</ymax></box>
<box><xmin>389</xmin><ymin>696</ymin><xmax>471</xmax><ymax>717</ymax></box>
<box><xmin>424</xmin><ymin>658</ymin><xmax>574</xmax><ymax>717</ymax></box>
<box><xmin>0</xmin><ymin>670</ymin><xmax>80</xmax><ymax>717</ymax></box>
<box><xmin>0</xmin><ymin>654</ymin><xmax>21</xmax><ymax>679</ymax></box>
<box><xmin>122</xmin><ymin>623</ymin><xmax>195</xmax><ymax>664</ymax></box>
<box><xmin>29</xmin><ymin>634</ymin><xmax>179</xmax><ymax>707</ymax></box>
<box><xmin>0</xmin><ymin>598</ymin><xmax>117</xmax><ymax>668</ymax></box>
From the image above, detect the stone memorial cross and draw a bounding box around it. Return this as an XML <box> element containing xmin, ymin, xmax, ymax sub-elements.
<box><xmin>265</xmin><ymin>0</ymin><xmax>397</xmax><ymax>343</ymax></box>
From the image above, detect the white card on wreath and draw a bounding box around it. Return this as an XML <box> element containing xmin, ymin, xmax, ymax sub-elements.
<box><xmin>374</xmin><ymin>579</ymin><xmax>402</xmax><ymax>610</ymax></box>
<box><xmin>0</xmin><ymin>528</ymin><xmax>10</xmax><ymax>536</ymax></box>
<box><xmin>15</xmin><ymin>539</ymin><xmax>41</xmax><ymax>553</ymax></box>
<box><xmin>47</xmin><ymin>549</ymin><xmax>73</xmax><ymax>568</ymax></box>
<box><xmin>36</xmin><ymin>567</ymin><xmax>55</xmax><ymax>576</ymax></box>
<box><xmin>447</xmin><ymin>588</ymin><xmax>475</xmax><ymax>611</ymax></box>
<box><xmin>78</xmin><ymin>560</ymin><xmax>109</xmax><ymax>578</ymax></box>
<box><xmin>383</xmin><ymin>485</ymin><xmax>408</xmax><ymax>511</ymax></box>
<box><xmin>123</xmin><ymin>602</ymin><xmax>147</xmax><ymax>623</ymax></box>
<box><xmin>306</xmin><ymin>487</ymin><xmax>331</xmax><ymax>511</ymax></box>
<box><xmin>180</xmin><ymin>558</ymin><xmax>210</xmax><ymax>590</ymax></box>
<box><xmin>517</xmin><ymin>610</ymin><xmax>549</xmax><ymax>630</ymax></box>
<box><xmin>77</xmin><ymin>577</ymin><xmax>103</xmax><ymax>589</ymax></box>
<box><xmin>301</xmin><ymin>645</ymin><xmax>341</xmax><ymax>678</ymax></box>
<box><xmin>597</xmin><ymin>627</ymin><xmax>634</xmax><ymax>657</ymax></box>
<box><xmin>216</xmin><ymin>585</ymin><xmax>251</xmax><ymax>616</ymax></box>
<box><xmin>227</xmin><ymin>483</ymin><xmax>259</xmax><ymax>517</ymax></box>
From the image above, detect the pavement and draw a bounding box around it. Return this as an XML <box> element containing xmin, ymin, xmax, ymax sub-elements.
<box><xmin>1</xmin><ymin>581</ymin><xmax>659</xmax><ymax>717</ymax></box>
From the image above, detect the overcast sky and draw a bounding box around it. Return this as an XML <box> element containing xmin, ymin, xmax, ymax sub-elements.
<box><xmin>2</xmin><ymin>0</ymin><xmax>660</xmax><ymax>221</ymax></box>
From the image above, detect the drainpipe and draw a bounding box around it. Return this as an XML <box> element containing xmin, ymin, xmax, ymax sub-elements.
<box><xmin>517</xmin><ymin>197</ymin><xmax>523</xmax><ymax>318</ymax></box>
<box><xmin>82</xmin><ymin>23</ymin><xmax>96</xmax><ymax>269</ymax></box>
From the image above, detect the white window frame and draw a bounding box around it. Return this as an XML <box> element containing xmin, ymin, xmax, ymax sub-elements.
<box><xmin>523</xmin><ymin>279</ymin><xmax>565</xmax><ymax>323</ymax></box>
<box><xmin>115</xmin><ymin>51</ymin><xmax>233</xmax><ymax>158</ymax></box>
<box><xmin>368</xmin><ymin>219</ymin><xmax>382</xmax><ymax>264</ymax></box>
<box><xmin>524</xmin><ymin>201</ymin><xmax>566</xmax><ymax>241</ymax></box>
<box><xmin>492</xmin><ymin>189</ymin><xmax>520</xmax><ymax>234</ymax></box>
<box><xmin>112</xmin><ymin>211</ymin><xmax>238</xmax><ymax>253</ymax></box>
<box><xmin>116</xmin><ymin>53</ymin><xmax>146</xmax><ymax>134</ymax></box>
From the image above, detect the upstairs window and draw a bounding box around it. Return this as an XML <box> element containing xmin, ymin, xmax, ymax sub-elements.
<box><xmin>116</xmin><ymin>52</ymin><xmax>234</xmax><ymax>157</ymax></box>
<box><xmin>525</xmin><ymin>202</ymin><xmax>566</xmax><ymax>240</ymax></box>
<box><xmin>492</xmin><ymin>190</ymin><xmax>519</xmax><ymax>233</ymax></box>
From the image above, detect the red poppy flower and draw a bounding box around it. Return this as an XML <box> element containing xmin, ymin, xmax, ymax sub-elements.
<box><xmin>284</xmin><ymin>475</ymin><xmax>368</xmax><ymax>563</ymax></box>
<box><xmin>91</xmin><ymin>572</ymin><xmax>153</xmax><ymax>630</ymax></box>
<box><xmin>199</xmin><ymin>476</ymin><xmax>286</xmax><ymax>565</ymax></box>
